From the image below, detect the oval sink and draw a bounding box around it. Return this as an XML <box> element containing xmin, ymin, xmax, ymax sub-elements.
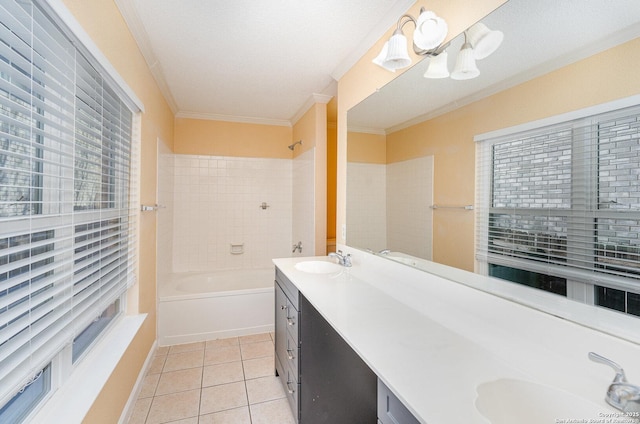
<box><xmin>476</xmin><ymin>379</ymin><xmax>608</xmax><ymax>423</ymax></box>
<box><xmin>294</xmin><ymin>260</ymin><xmax>343</xmax><ymax>274</ymax></box>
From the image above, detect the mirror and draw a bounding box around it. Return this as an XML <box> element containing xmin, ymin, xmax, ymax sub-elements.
<box><xmin>346</xmin><ymin>0</ymin><xmax>640</xmax><ymax>323</ymax></box>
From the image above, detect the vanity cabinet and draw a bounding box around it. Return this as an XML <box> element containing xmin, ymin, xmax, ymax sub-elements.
<box><xmin>275</xmin><ymin>268</ymin><xmax>300</xmax><ymax>420</ymax></box>
<box><xmin>275</xmin><ymin>267</ymin><xmax>377</xmax><ymax>423</ymax></box>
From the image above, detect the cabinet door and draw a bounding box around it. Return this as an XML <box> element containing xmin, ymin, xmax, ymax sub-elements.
<box><xmin>377</xmin><ymin>380</ymin><xmax>420</xmax><ymax>424</ymax></box>
<box><xmin>300</xmin><ymin>294</ymin><xmax>377</xmax><ymax>423</ymax></box>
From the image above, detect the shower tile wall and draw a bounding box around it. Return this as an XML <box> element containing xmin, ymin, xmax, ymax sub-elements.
<box><xmin>387</xmin><ymin>156</ymin><xmax>433</xmax><ymax>260</ymax></box>
<box><xmin>346</xmin><ymin>162</ymin><xmax>388</xmax><ymax>252</ymax></box>
<box><xmin>292</xmin><ymin>148</ymin><xmax>315</xmax><ymax>257</ymax></box>
<box><xmin>157</xmin><ymin>139</ymin><xmax>175</xmax><ymax>284</ymax></box>
<box><xmin>172</xmin><ymin>155</ymin><xmax>293</xmax><ymax>272</ymax></box>
<box><xmin>346</xmin><ymin>157</ymin><xmax>433</xmax><ymax>258</ymax></box>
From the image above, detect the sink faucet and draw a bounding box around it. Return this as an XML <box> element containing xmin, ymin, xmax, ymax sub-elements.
<box><xmin>589</xmin><ymin>352</ymin><xmax>640</xmax><ymax>414</ymax></box>
<box><xmin>328</xmin><ymin>250</ymin><xmax>352</xmax><ymax>267</ymax></box>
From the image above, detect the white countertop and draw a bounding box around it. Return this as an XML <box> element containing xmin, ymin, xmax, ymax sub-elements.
<box><xmin>274</xmin><ymin>248</ymin><xmax>640</xmax><ymax>424</ymax></box>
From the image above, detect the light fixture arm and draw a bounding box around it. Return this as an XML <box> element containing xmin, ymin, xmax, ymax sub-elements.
<box><xmin>374</xmin><ymin>6</ymin><xmax>448</xmax><ymax>71</ymax></box>
<box><xmin>395</xmin><ymin>14</ymin><xmax>417</xmax><ymax>33</ymax></box>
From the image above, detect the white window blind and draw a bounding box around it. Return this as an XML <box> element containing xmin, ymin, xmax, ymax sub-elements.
<box><xmin>476</xmin><ymin>104</ymin><xmax>640</xmax><ymax>293</ymax></box>
<box><xmin>0</xmin><ymin>0</ymin><xmax>139</xmax><ymax>408</ymax></box>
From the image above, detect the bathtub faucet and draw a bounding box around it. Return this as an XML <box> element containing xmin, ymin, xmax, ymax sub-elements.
<box><xmin>292</xmin><ymin>241</ymin><xmax>302</xmax><ymax>253</ymax></box>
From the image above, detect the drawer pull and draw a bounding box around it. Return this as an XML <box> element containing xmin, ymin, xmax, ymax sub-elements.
<box><xmin>286</xmin><ymin>380</ymin><xmax>295</xmax><ymax>394</ymax></box>
<box><xmin>287</xmin><ymin>317</ymin><xmax>295</xmax><ymax>326</ymax></box>
<box><xmin>287</xmin><ymin>348</ymin><xmax>295</xmax><ymax>360</ymax></box>
<box><xmin>280</xmin><ymin>305</ymin><xmax>287</xmax><ymax>310</ymax></box>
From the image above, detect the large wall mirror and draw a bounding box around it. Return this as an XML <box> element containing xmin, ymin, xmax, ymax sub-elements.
<box><xmin>346</xmin><ymin>0</ymin><xmax>640</xmax><ymax>333</ymax></box>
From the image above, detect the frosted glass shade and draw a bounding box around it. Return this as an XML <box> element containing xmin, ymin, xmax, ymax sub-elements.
<box><xmin>413</xmin><ymin>10</ymin><xmax>448</xmax><ymax>51</ymax></box>
<box><xmin>451</xmin><ymin>43</ymin><xmax>479</xmax><ymax>80</ymax></box>
<box><xmin>424</xmin><ymin>51</ymin><xmax>449</xmax><ymax>79</ymax></box>
<box><xmin>383</xmin><ymin>32</ymin><xmax>412</xmax><ymax>70</ymax></box>
<box><xmin>467</xmin><ymin>22</ymin><xmax>504</xmax><ymax>60</ymax></box>
<box><xmin>372</xmin><ymin>41</ymin><xmax>396</xmax><ymax>72</ymax></box>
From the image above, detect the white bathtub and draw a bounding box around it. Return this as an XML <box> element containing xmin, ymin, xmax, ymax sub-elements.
<box><xmin>158</xmin><ymin>268</ymin><xmax>274</xmax><ymax>346</ymax></box>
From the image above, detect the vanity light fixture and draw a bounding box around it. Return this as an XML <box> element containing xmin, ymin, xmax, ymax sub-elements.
<box><xmin>451</xmin><ymin>33</ymin><xmax>480</xmax><ymax>80</ymax></box>
<box><xmin>423</xmin><ymin>50</ymin><xmax>449</xmax><ymax>78</ymax></box>
<box><xmin>425</xmin><ymin>22</ymin><xmax>503</xmax><ymax>80</ymax></box>
<box><xmin>373</xmin><ymin>7</ymin><xmax>448</xmax><ymax>72</ymax></box>
<box><xmin>466</xmin><ymin>22</ymin><xmax>504</xmax><ymax>59</ymax></box>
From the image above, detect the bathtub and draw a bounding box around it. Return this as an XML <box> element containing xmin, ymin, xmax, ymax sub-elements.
<box><xmin>158</xmin><ymin>268</ymin><xmax>274</xmax><ymax>346</ymax></box>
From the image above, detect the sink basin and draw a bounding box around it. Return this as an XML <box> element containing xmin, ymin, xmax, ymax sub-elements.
<box><xmin>294</xmin><ymin>260</ymin><xmax>343</xmax><ymax>274</ymax></box>
<box><xmin>475</xmin><ymin>379</ymin><xmax>608</xmax><ymax>423</ymax></box>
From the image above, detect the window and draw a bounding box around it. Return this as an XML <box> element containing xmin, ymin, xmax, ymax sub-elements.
<box><xmin>0</xmin><ymin>0</ymin><xmax>140</xmax><ymax>420</ymax></box>
<box><xmin>477</xmin><ymin>101</ymin><xmax>640</xmax><ymax>314</ymax></box>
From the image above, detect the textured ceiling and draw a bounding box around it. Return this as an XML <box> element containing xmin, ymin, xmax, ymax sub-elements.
<box><xmin>116</xmin><ymin>0</ymin><xmax>414</xmax><ymax>125</ymax></box>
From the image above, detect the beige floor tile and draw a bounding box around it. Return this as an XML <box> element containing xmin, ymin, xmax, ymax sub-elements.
<box><xmin>204</xmin><ymin>345</ymin><xmax>241</xmax><ymax>366</ymax></box>
<box><xmin>243</xmin><ymin>356</ymin><xmax>275</xmax><ymax>380</ymax></box>
<box><xmin>147</xmin><ymin>355</ymin><xmax>167</xmax><ymax>375</ymax></box>
<box><xmin>163</xmin><ymin>350</ymin><xmax>204</xmax><ymax>372</ymax></box>
<box><xmin>155</xmin><ymin>367</ymin><xmax>203</xmax><ymax>396</ymax></box>
<box><xmin>198</xmin><ymin>406</ymin><xmax>251</xmax><ymax>424</ymax></box>
<box><xmin>249</xmin><ymin>398</ymin><xmax>296</xmax><ymax>424</ymax></box>
<box><xmin>239</xmin><ymin>333</ymin><xmax>271</xmax><ymax>344</ymax></box>
<box><xmin>127</xmin><ymin>397</ymin><xmax>152</xmax><ymax>424</ymax></box>
<box><xmin>245</xmin><ymin>375</ymin><xmax>286</xmax><ymax>404</ymax></box>
<box><xmin>161</xmin><ymin>419</ymin><xmax>198</xmax><ymax>424</ymax></box>
<box><xmin>169</xmin><ymin>341</ymin><xmax>205</xmax><ymax>355</ymax></box>
<box><xmin>155</xmin><ymin>346</ymin><xmax>170</xmax><ymax>357</ymax></box>
<box><xmin>202</xmin><ymin>361</ymin><xmax>244</xmax><ymax>387</ymax></box>
<box><xmin>205</xmin><ymin>337</ymin><xmax>239</xmax><ymax>350</ymax></box>
<box><xmin>200</xmin><ymin>381</ymin><xmax>248</xmax><ymax>415</ymax></box>
<box><xmin>146</xmin><ymin>389</ymin><xmax>200</xmax><ymax>424</ymax></box>
<box><xmin>240</xmin><ymin>340</ymin><xmax>274</xmax><ymax>360</ymax></box>
<box><xmin>138</xmin><ymin>373</ymin><xmax>160</xmax><ymax>398</ymax></box>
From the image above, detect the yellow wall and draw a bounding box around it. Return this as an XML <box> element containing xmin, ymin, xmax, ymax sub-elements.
<box><xmin>336</xmin><ymin>0</ymin><xmax>507</xmax><ymax>247</ymax></box>
<box><xmin>60</xmin><ymin>1</ymin><xmax>174</xmax><ymax>423</ymax></box>
<box><xmin>347</xmin><ymin>131</ymin><xmax>387</xmax><ymax>164</ymax></box>
<box><xmin>174</xmin><ymin>118</ymin><xmax>293</xmax><ymax>158</ymax></box>
<box><xmin>384</xmin><ymin>37</ymin><xmax>640</xmax><ymax>271</ymax></box>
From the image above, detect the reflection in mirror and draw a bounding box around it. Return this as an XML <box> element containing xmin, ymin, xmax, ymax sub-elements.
<box><xmin>346</xmin><ymin>0</ymin><xmax>640</xmax><ymax>326</ymax></box>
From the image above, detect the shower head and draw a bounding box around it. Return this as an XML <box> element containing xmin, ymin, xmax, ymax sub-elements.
<box><xmin>288</xmin><ymin>140</ymin><xmax>303</xmax><ymax>151</ymax></box>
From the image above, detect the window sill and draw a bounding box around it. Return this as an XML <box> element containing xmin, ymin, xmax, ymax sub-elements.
<box><xmin>30</xmin><ymin>314</ymin><xmax>147</xmax><ymax>424</ymax></box>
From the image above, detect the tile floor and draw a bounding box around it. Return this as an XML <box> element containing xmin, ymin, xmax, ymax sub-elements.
<box><xmin>128</xmin><ymin>333</ymin><xmax>296</xmax><ymax>424</ymax></box>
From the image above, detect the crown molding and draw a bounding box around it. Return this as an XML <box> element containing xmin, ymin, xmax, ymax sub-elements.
<box><xmin>347</xmin><ymin>126</ymin><xmax>386</xmax><ymax>135</ymax></box>
<box><xmin>114</xmin><ymin>0</ymin><xmax>178</xmax><ymax>114</ymax></box>
<box><xmin>330</xmin><ymin>0</ymin><xmax>415</xmax><ymax>81</ymax></box>
<box><xmin>290</xmin><ymin>93</ymin><xmax>334</xmax><ymax>126</ymax></box>
<box><xmin>176</xmin><ymin>111</ymin><xmax>292</xmax><ymax>127</ymax></box>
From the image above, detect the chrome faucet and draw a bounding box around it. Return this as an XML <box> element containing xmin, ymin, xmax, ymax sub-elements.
<box><xmin>328</xmin><ymin>250</ymin><xmax>352</xmax><ymax>267</ymax></box>
<box><xmin>589</xmin><ymin>352</ymin><xmax>640</xmax><ymax>414</ymax></box>
<box><xmin>292</xmin><ymin>241</ymin><xmax>302</xmax><ymax>253</ymax></box>
<box><xmin>379</xmin><ymin>249</ymin><xmax>391</xmax><ymax>255</ymax></box>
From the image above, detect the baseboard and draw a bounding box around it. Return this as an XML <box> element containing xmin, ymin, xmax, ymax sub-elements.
<box><xmin>158</xmin><ymin>324</ymin><xmax>274</xmax><ymax>347</ymax></box>
<box><xmin>118</xmin><ymin>338</ymin><xmax>158</xmax><ymax>424</ymax></box>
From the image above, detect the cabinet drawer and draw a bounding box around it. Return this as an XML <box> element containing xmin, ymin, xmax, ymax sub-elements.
<box><xmin>283</xmin><ymin>365</ymin><xmax>299</xmax><ymax>421</ymax></box>
<box><xmin>276</xmin><ymin>268</ymin><xmax>299</xmax><ymax>310</ymax></box>
<box><xmin>378</xmin><ymin>379</ymin><xmax>420</xmax><ymax>424</ymax></box>
<box><xmin>285</xmin><ymin>296</ymin><xmax>299</xmax><ymax>346</ymax></box>
<box><xmin>284</xmin><ymin>327</ymin><xmax>299</xmax><ymax>382</ymax></box>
